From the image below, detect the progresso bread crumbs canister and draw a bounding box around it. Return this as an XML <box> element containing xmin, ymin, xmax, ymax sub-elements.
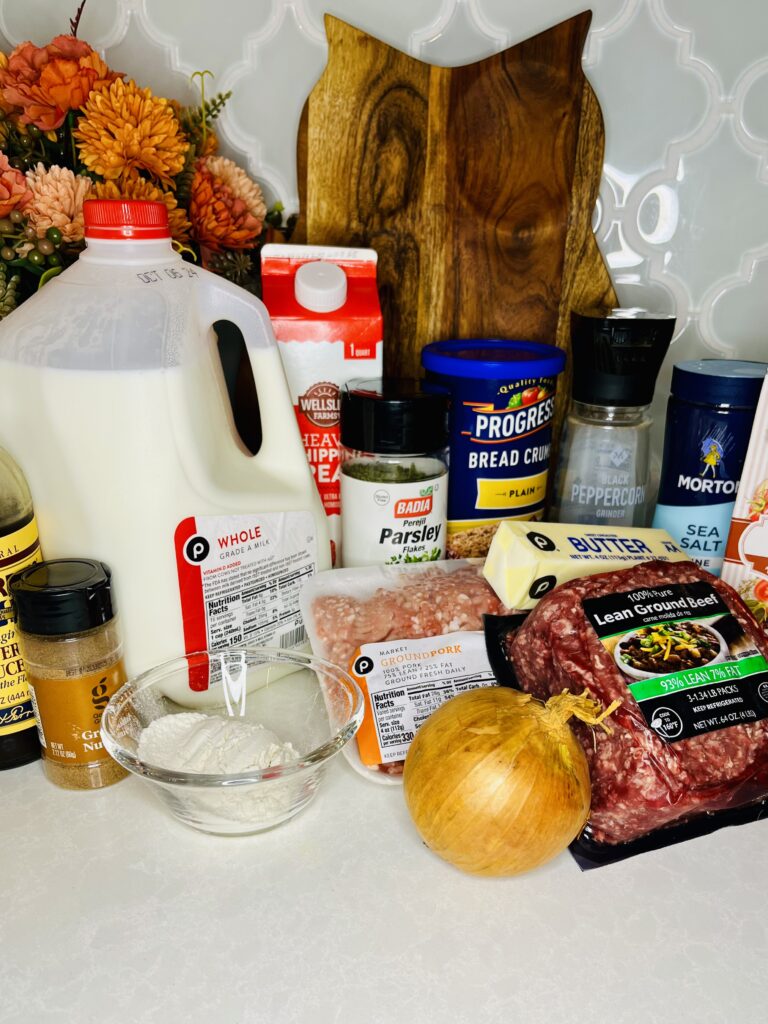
<box><xmin>421</xmin><ymin>339</ymin><xmax>566</xmax><ymax>558</ymax></box>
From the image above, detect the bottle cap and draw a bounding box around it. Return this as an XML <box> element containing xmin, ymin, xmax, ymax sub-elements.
<box><xmin>671</xmin><ymin>359</ymin><xmax>768</xmax><ymax>408</ymax></box>
<box><xmin>570</xmin><ymin>309</ymin><xmax>675</xmax><ymax>407</ymax></box>
<box><xmin>10</xmin><ymin>559</ymin><xmax>116</xmax><ymax>637</ymax></box>
<box><xmin>421</xmin><ymin>338</ymin><xmax>565</xmax><ymax>381</ymax></box>
<box><xmin>84</xmin><ymin>199</ymin><xmax>170</xmax><ymax>240</ymax></box>
<box><xmin>340</xmin><ymin>379</ymin><xmax>449</xmax><ymax>455</ymax></box>
<box><xmin>294</xmin><ymin>261</ymin><xmax>348</xmax><ymax>312</ymax></box>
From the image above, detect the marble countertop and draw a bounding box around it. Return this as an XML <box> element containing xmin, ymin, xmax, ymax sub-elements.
<box><xmin>2</xmin><ymin>756</ymin><xmax>766</xmax><ymax>1024</ymax></box>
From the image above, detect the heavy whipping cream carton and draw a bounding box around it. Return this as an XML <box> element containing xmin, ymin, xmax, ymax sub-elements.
<box><xmin>262</xmin><ymin>245</ymin><xmax>383</xmax><ymax>564</ymax></box>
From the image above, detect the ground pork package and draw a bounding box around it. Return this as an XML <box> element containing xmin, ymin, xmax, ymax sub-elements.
<box><xmin>300</xmin><ymin>561</ymin><xmax>507</xmax><ymax>783</ymax></box>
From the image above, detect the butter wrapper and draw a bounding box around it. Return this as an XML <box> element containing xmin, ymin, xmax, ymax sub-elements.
<box><xmin>483</xmin><ymin>521</ymin><xmax>689</xmax><ymax>609</ymax></box>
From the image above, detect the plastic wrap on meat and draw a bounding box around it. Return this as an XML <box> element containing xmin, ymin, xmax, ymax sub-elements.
<box><xmin>311</xmin><ymin>565</ymin><xmax>505</xmax><ymax>670</ymax></box>
<box><xmin>509</xmin><ymin>560</ymin><xmax>768</xmax><ymax>846</ymax></box>
<box><xmin>306</xmin><ymin>564</ymin><xmax>506</xmax><ymax>776</ymax></box>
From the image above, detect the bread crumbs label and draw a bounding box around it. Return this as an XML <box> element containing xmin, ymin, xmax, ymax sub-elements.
<box><xmin>348</xmin><ymin>631</ymin><xmax>496</xmax><ymax>765</ymax></box>
<box><xmin>583</xmin><ymin>581</ymin><xmax>768</xmax><ymax>743</ymax></box>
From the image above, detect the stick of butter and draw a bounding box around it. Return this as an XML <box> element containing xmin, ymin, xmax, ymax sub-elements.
<box><xmin>483</xmin><ymin>521</ymin><xmax>690</xmax><ymax>609</ymax></box>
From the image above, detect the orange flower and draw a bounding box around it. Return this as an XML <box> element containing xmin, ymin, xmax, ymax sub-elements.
<box><xmin>0</xmin><ymin>152</ymin><xmax>32</xmax><ymax>218</ymax></box>
<box><xmin>94</xmin><ymin>178</ymin><xmax>191</xmax><ymax>245</ymax></box>
<box><xmin>189</xmin><ymin>156</ymin><xmax>265</xmax><ymax>252</ymax></box>
<box><xmin>0</xmin><ymin>35</ymin><xmax>120</xmax><ymax>132</ymax></box>
<box><xmin>75</xmin><ymin>79</ymin><xmax>188</xmax><ymax>185</ymax></box>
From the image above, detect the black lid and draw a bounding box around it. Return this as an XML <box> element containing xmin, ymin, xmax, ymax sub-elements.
<box><xmin>571</xmin><ymin>309</ymin><xmax>675</xmax><ymax>406</ymax></box>
<box><xmin>340</xmin><ymin>378</ymin><xmax>449</xmax><ymax>454</ymax></box>
<box><xmin>10</xmin><ymin>559</ymin><xmax>115</xmax><ymax>637</ymax></box>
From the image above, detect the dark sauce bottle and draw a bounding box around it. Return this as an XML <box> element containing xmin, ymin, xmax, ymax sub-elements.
<box><xmin>0</xmin><ymin>447</ymin><xmax>42</xmax><ymax>769</ymax></box>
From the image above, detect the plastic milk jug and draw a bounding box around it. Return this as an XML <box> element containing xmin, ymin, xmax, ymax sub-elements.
<box><xmin>0</xmin><ymin>200</ymin><xmax>330</xmax><ymax>692</ymax></box>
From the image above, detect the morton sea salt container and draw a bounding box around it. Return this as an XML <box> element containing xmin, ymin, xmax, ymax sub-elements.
<box><xmin>421</xmin><ymin>339</ymin><xmax>566</xmax><ymax>558</ymax></box>
<box><xmin>652</xmin><ymin>358</ymin><xmax>768</xmax><ymax>576</ymax></box>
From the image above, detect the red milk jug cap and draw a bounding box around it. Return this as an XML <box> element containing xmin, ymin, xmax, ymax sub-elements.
<box><xmin>84</xmin><ymin>199</ymin><xmax>170</xmax><ymax>239</ymax></box>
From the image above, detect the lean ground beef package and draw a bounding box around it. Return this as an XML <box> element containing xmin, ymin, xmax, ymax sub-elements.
<box><xmin>509</xmin><ymin>559</ymin><xmax>768</xmax><ymax>847</ymax></box>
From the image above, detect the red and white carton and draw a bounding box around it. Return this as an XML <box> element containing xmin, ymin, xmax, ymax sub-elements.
<box><xmin>722</xmin><ymin>374</ymin><xmax>768</xmax><ymax>629</ymax></box>
<box><xmin>262</xmin><ymin>244</ymin><xmax>383</xmax><ymax>564</ymax></box>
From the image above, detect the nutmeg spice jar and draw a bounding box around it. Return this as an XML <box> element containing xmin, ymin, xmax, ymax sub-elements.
<box><xmin>10</xmin><ymin>559</ymin><xmax>127</xmax><ymax>789</ymax></box>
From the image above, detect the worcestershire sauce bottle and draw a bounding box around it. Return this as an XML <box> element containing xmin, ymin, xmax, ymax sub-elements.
<box><xmin>0</xmin><ymin>447</ymin><xmax>42</xmax><ymax>768</ymax></box>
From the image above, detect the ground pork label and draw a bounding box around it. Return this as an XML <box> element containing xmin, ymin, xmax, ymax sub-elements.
<box><xmin>583</xmin><ymin>581</ymin><xmax>768</xmax><ymax>743</ymax></box>
<box><xmin>349</xmin><ymin>631</ymin><xmax>496</xmax><ymax>765</ymax></box>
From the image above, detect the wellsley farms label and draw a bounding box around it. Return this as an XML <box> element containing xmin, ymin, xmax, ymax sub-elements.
<box><xmin>583</xmin><ymin>581</ymin><xmax>768</xmax><ymax>743</ymax></box>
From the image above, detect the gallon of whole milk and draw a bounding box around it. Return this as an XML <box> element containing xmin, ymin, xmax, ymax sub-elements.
<box><xmin>0</xmin><ymin>200</ymin><xmax>330</xmax><ymax>697</ymax></box>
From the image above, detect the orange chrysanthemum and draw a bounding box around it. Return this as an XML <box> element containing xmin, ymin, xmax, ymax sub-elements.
<box><xmin>94</xmin><ymin>178</ymin><xmax>191</xmax><ymax>244</ymax></box>
<box><xmin>189</xmin><ymin>156</ymin><xmax>265</xmax><ymax>252</ymax></box>
<box><xmin>25</xmin><ymin>163</ymin><xmax>92</xmax><ymax>242</ymax></box>
<box><xmin>75</xmin><ymin>78</ymin><xmax>189</xmax><ymax>186</ymax></box>
<box><xmin>0</xmin><ymin>152</ymin><xmax>32</xmax><ymax>218</ymax></box>
<box><xmin>0</xmin><ymin>35</ymin><xmax>120</xmax><ymax>132</ymax></box>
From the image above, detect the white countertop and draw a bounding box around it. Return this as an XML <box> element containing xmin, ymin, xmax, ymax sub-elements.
<box><xmin>2</xmin><ymin>756</ymin><xmax>766</xmax><ymax>1024</ymax></box>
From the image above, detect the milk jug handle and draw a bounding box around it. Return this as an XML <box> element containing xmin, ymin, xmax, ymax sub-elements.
<box><xmin>199</xmin><ymin>272</ymin><xmax>305</xmax><ymax>474</ymax></box>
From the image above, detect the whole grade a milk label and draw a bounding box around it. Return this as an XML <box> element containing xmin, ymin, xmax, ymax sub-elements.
<box><xmin>174</xmin><ymin>513</ymin><xmax>317</xmax><ymax>687</ymax></box>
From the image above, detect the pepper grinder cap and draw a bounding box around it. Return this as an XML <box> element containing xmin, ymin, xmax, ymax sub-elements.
<box><xmin>571</xmin><ymin>309</ymin><xmax>675</xmax><ymax>407</ymax></box>
<box><xmin>10</xmin><ymin>558</ymin><xmax>115</xmax><ymax>637</ymax></box>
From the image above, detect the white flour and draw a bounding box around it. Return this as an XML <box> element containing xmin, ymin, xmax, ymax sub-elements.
<box><xmin>138</xmin><ymin>713</ymin><xmax>297</xmax><ymax>773</ymax></box>
<box><xmin>137</xmin><ymin>713</ymin><xmax>303</xmax><ymax>831</ymax></box>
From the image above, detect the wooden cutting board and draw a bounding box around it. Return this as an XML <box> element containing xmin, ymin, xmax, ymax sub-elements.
<box><xmin>294</xmin><ymin>11</ymin><xmax>617</xmax><ymax>442</ymax></box>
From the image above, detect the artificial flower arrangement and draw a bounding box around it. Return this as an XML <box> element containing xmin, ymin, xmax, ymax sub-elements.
<box><xmin>0</xmin><ymin>1</ymin><xmax>288</xmax><ymax>319</ymax></box>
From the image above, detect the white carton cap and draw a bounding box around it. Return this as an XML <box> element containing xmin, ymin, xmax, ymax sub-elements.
<box><xmin>294</xmin><ymin>261</ymin><xmax>348</xmax><ymax>312</ymax></box>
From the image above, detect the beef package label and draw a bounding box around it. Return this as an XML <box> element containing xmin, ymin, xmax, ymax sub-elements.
<box><xmin>583</xmin><ymin>581</ymin><xmax>768</xmax><ymax>743</ymax></box>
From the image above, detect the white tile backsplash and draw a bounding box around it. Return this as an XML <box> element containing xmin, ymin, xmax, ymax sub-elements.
<box><xmin>2</xmin><ymin>0</ymin><xmax>766</xmax><ymax>389</ymax></box>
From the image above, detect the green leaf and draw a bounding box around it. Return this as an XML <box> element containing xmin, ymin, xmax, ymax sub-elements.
<box><xmin>38</xmin><ymin>266</ymin><xmax>64</xmax><ymax>289</ymax></box>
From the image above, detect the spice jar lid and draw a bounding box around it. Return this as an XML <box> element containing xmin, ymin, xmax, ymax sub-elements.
<box><xmin>340</xmin><ymin>378</ymin><xmax>449</xmax><ymax>455</ymax></box>
<box><xmin>9</xmin><ymin>559</ymin><xmax>116</xmax><ymax>637</ymax></box>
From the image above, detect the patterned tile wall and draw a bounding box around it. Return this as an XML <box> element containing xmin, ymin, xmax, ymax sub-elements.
<box><xmin>2</xmin><ymin>0</ymin><xmax>766</xmax><ymax>432</ymax></box>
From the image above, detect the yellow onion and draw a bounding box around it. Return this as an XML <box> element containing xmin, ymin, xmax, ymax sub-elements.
<box><xmin>403</xmin><ymin>687</ymin><xmax>619</xmax><ymax>877</ymax></box>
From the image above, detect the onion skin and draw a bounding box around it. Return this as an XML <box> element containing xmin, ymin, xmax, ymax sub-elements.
<box><xmin>403</xmin><ymin>687</ymin><xmax>592</xmax><ymax>877</ymax></box>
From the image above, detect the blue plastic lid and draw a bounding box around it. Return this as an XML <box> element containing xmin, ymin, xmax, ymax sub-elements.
<box><xmin>671</xmin><ymin>359</ymin><xmax>768</xmax><ymax>407</ymax></box>
<box><xmin>421</xmin><ymin>339</ymin><xmax>566</xmax><ymax>381</ymax></box>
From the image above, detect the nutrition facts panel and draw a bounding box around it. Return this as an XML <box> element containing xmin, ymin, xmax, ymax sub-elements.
<box><xmin>175</xmin><ymin>511</ymin><xmax>318</xmax><ymax>656</ymax></box>
<box><xmin>372</xmin><ymin>672</ymin><xmax>495</xmax><ymax>761</ymax></box>
<box><xmin>352</xmin><ymin>631</ymin><xmax>496</xmax><ymax>766</ymax></box>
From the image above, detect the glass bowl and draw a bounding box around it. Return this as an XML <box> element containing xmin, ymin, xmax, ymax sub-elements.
<box><xmin>101</xmin><ymin>646</ymin><xmax>363</xmax><ymax>835</ymax></box>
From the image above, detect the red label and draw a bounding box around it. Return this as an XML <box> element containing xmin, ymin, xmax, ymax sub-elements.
<box><xmin>740</xmin><ymin>515</ymin><xmax>768</xmax><ymax>576</ymax></box>
<box><xmin>295</xmin><ymin>408</ymin><xmax>341</xmax><ymax>514</ymax></box>
<box><xmin>297</xmin><ymin>381</ymin><xmax>339</xmax><ymax>428</ymax></box>
<box><xmin>344</xmin><ymin>339</ymin><xmax>377</xmax><ymax>360</ymax></box>
<box><xmin>173</xmin><ymin>517</ymin><xmax>210</xmax><ymax>690</ymax></box>
<box><xmin>394</xmin><ymin>496</ymin><xmax>433</xmax><ymax>518</ymax></box>
<box><xmin>724</xmin><ymin>517</ymin><xmax>750</xmax><ymax>564</ymax></box>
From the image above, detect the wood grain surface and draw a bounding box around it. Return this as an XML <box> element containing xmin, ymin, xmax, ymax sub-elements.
<box><xmin>295</xmin><ymin>12</ymin><xmax>617</xmax><ymax>443</ymax></box>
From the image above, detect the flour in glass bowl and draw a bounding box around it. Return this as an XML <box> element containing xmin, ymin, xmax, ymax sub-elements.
<box><xmin>138</xmin><ymin>713</ymin><xmax>298</xmax><ymax>772</ymax></box>
<box><xmin>137</xmin><ymin>713</ymin><xmax>302</xmax><ymax>830</ymax></box>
